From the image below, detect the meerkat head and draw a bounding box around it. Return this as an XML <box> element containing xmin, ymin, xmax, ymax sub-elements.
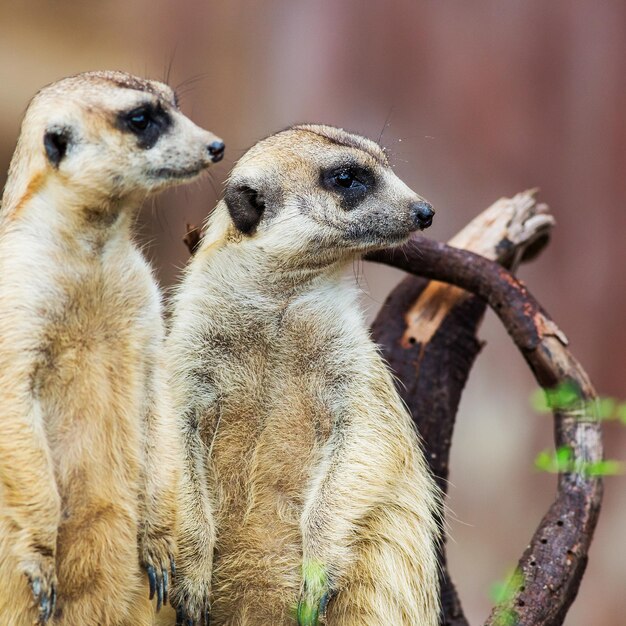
<box><xmin>220</xmin><ymin>124</ymin><xmax>433</xmax><ymax>263</ymax></box>
<box><xmin>5</xmin><ymin>70</ymin><xmax>224</xmax><ymax>210</ymax></box>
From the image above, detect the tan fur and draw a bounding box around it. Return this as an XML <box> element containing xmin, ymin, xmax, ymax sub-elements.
<box><xmin>168</xmin><ymin>125</ymin><xmax>441</xmax><ymax>625</ymax></box>
<box><xmin>0</xmin><ymin>71</ymin><xmax>223</xmax><ymax>626</ymax></box>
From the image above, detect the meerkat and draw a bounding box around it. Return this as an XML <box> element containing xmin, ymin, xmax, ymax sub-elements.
<box><xmin>167</xmin><ymin>124</ymin><xmax>441</xmax><ymax>625</ymax></box>
<box><xmin>0</xmin><ymin>70</ymin><xmax>224</xmax><ymax>626</ymax></box>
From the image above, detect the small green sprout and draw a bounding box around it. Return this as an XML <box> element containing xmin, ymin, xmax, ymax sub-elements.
<box><xmin>531</xmin><ymin>382</ymin><xmax>626</xmax><ymax>422</ymax></box>
<box><xmin>530</xmin><ymin>380</ymin><xmax>582</xmax><ymax>413</ymax></box>
<box><xmin>489</xmin><ymin>568</ymin><xmax>524</xmax><ymax>626</ymax></box>
<box><xmin>534</xmin><ymin>445</ymin><xmax>624</xmax><ymax>477</ymax></box>
<box><xmin>596</xmin><ymin>396</ymin><xmax>617</xmax><ymax>420</ymax></box>
<box><xmin>530</xmin><ymin>384</ymin><xmax>626</xmax><ymax>477</ymax></box>
<box><xmin>583</xmin><ymin>459</ymin><xmax>624</xmax><ymax>477</ymax></box>
<box><xmin>297</xmin><ymin>560</ymin><xmax>329</xmax><ymax>626</ymax></box>
<box><xmin>534</xmin><ymin>445</ymin><xmax>573</xmax><ymax>473</ymax></box>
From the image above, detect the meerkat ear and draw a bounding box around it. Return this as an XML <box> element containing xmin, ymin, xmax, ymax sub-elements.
<box><xmin>225</xmin><ymin>184</ymin><xmax>265</xmax><ymax>234</ymax></box>
<box><xmin>44</xmin><ymin>127</ymin><xmax>71</xmax><ymax>168</ymax></box>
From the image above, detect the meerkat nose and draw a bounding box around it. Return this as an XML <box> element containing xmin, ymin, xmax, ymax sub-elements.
<box><xmin>410</xmin><ymin>200</ymin><xmax>435</xmax><ymax>230</ymax></box>
<box><xmin>208</xmin><ymin>140</ymin><xmax>225</xmax><ymax>163</ymax></box>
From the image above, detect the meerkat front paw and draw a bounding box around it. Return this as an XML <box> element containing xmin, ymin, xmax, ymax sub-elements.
<box><xmin>140</xmin><ymin>532</ymin><xmax>176</xmax><ymax>611</ymax></box>
<box><xmin>20</xmin><ymin>553</ymin><xmax>57</xmax><ymax>625</ymax></box>
<box><xmin>297</xmin><ymin>560</ymin><xmax>332</xmax><ymax>626</ymax></box>
<box><xmin>171</xmin><ymin>574</ymin><xmax>211</xmax><ymax>626</ymax></box>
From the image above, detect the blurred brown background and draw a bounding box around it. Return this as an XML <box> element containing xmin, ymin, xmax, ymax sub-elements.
<box><xmin>1</xmin><ymin>1</ymin><xmax>624</xmax><ymax>623</ymax></box>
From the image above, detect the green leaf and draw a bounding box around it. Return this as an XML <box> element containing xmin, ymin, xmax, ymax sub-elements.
<box><xmin>489</xmin><ymin>568</ymin><xmax>524</xmax><ymax>604</ymax></box>
<box><xmin>301</xmin><ymin>560</ymin><xmax>327</xmax><ymax>590</ymax></box>
<box><xmin>534</xmin><ymin>446</ymin><xmax>577</xmax><ymax>474</ymax></box>
<box><xmin>489</xmin><ymin>568</ymin><xmax>524</xmax><ymax>626</ymax></box>
<box><xmin>597</xmin><ymin>397</ymin><xmax>617</xmax><ymax>420</ymax></box>
<box><xmin>584</xmin><ymin>460</ymin><xmax>624</xmax><ymax>477</ymax></box>
<box><xmin>530</xmin><ymin>388</ymin><xmax>551</xmax><ymax>413</ymax></box>
<box><xmin>489</xmin><ymin>580</ymin><xmax>508</xmax><ymax>605</ymax></box>
<box><xmin>534</xmin><ymin>450</ymin><xmax>555</xmax><ymax>472</ymax></box>
<box><xmin>555</xmin><ymin>446</ymin><xmax>573</xmax><ymax>471</ymax></box>
<box><xmin>298</xmin><ymin>560</ymin><xmax>328</xmax><ymax>626</ymax></box>
<box><xmin>547</xmin><ymin>381</ymin><xmax>581</xmax><ymax>410</ymax></box>
<box><xmin>531</xmin><ymin>384</ymin><xmax>626</xmax><ymax>424</ymax></box>
<box><xmin>530</xmin><ymin>381</ymin><xmax>584</xmax><ymax>414</ymax></box>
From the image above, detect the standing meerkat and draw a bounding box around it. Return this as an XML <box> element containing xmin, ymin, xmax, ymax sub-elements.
<box><xmin>0</xmin><ymin>71</ymin><xmax>224</xmax><ymax>626</ymax></box>
<box><xmin>168</xmin><ymin>125</ymin><xmax>441</xmax><ymax>625</ymax></box>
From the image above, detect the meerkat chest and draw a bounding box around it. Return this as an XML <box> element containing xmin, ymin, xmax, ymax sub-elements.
<box><xmin>206</xmin><ymin>292</ymin><xmax>360</xmax><ymax>514</ymax></box>
<box><xmin>31</xmin><ymin>250</ymin><xmax>159</xmax><ymax>460</ymax></box>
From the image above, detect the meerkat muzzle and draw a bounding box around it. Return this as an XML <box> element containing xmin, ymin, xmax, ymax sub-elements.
<box><xmin>208</xmin><ymin>140</ymin><xmax>226</xmax><ymax>163</ymax></box>
<box><xmin>410</xmin><ymin>200</ymin><xmax>435</xmax><ymax>230</ymax></box>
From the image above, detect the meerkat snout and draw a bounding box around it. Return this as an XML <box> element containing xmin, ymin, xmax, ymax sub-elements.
<box><xmin>208</xmin><ymin>140</ymin><xmax>226</xmax><ymax>163</ymax></box>
<box><xmin>410</xmin><ymin>199</ymin><xmax>435</xmax><ymax>230</ymax></box>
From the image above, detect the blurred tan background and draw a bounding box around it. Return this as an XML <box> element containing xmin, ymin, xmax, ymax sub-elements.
<box><xmin>1</xmin><ymin>1</ymin><xmax>624</xmax><ymax>623</ymax></box>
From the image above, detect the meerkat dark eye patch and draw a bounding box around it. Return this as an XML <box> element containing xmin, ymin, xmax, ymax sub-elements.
<box><xmin>118</xmin><ymin>102</ymin><xmax>172</xmax><ymax>150</ymax></box>
<box><xmin>225</xmin><ymin>184</ymin><xmax>265</xmax><ymax>234</ymax></box>
<box><xmin>44</xmin><ymin>128</ymin><xmax>71</xmax><ymax>168</ymax></box>
<box><xmin>321</xmin><ymin>164</ymin><xmax>375</xmax><ymax>210</ymax></box>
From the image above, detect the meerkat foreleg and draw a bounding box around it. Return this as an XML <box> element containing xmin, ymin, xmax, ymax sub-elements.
<box><xmin>138</xmin><ymin>357</ymin><xmax>180</xmax><ymax>613</ymax></box>
<box><xmin>170</xmin><ymin>416</ymin><xmax>216</xmax><ymax>626</ymax></box>
<box><xmin>0</xmin><ymin>398</ymin><xmax>60</xmax><ymax>624</ymax></box>
<box><xmin>297</xmin><ymin>399</ymin><xmax>402</xmax><ymax>624</ymax></box>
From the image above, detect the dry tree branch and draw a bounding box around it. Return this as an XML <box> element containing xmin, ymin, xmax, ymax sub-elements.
<box><xmin>367</xmin><ymin>192</ymin><xmax>603</xmax><ymax>626</ymax></box>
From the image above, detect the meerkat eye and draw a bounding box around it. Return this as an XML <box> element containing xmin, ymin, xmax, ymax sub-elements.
<box><xmin>127</xmin><ymin>108</ymin><xmax>151</xmax><ymax>132</ymax></box>
<box><xmin>322</xmin><ymin>165</ymin><xmax>375</xmax><ymax>209</ymax></box>
<box><xmin>334</xmin><ymin>170</ymin><xmax>357</xmax><ymax>188</ymax></box>
<box><xmin>119</xmin><ymin>102</ymin><xmax>172</xmax><ymax>149</ymax></box>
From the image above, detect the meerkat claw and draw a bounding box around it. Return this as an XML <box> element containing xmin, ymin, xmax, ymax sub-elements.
<box><xmin>155</xmin><ymin>570</ymin><xmax>163</xmax><ymax>611</ymax></box>
<box><xmin>319</xmin><ymin>591</ymin><xmax>330</xmax><ymax>616</ymax></box>
<box><xmin>30</xmin><ymin>575</ymin><xmax>56</xmax><ymax>624</ymax></box>
<box><xmin>162</xmin><ymin>567</ymin><xmax>169</xmax><ymax>605</ymax></box>
<box><xmin>147</xmin><ymin>565</ymin><xmax>157</xmax><ymax>600</ymax></box>
<box><xmin>144</xmin><ymin>559</ymin><xmax>169</xmax><ymax>610</ymax></box>
<box><xmin>156</xmin><ymin>586</ymin><xmax>162</xmax><ymax>612</ymax></box>
<box><xmin>172</xmin><ymin>590</ymin><xmax>210</xmax><ymax>626</ymax></box>
<box><xmin>50</xmin><ymin>583</ymin><xmax>57</xmax><ymax>618</ymax></box>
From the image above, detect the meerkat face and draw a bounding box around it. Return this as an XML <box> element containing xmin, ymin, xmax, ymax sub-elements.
<box><xmin>24</xmin><ymin>71</ymin><xmax>224</xmax><ymax>203</ymax></box>
<box><xmin>222</xmin><ymin>124</ymin><xmax>433</xmax><ymax>262</ymax></box>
